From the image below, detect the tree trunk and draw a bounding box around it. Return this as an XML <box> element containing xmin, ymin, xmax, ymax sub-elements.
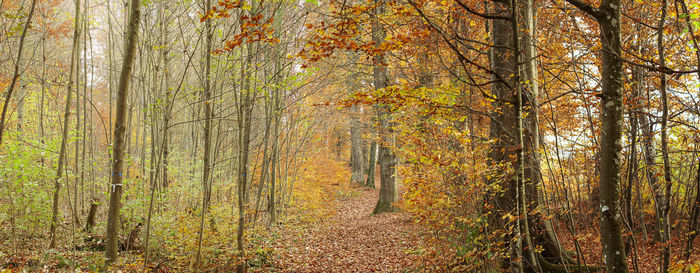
<box><xmin>49</xmin><ymin>0</ymin><xmax>79</xmax><ymax>249</ymax></box>
<box><xmin>656</xmin><ymin>1</ymin><xmax>672</xmax><ymax>272</ymax></box>
<box><xmin>511</xmin><ymin>0</ymin><xmax>540</xmax><ymax>270</ymax></box>
<box><xmin>371</xmin><ymin>0</ymin><xmax>397</xmax><ymax>215</ymax></box>
<box><xmin>348</xmin><ymin>52</ymin><xmax>365</xmax><ymax>186</ymax></box>
<box><xmin>640</xmin><ymin>86</ymin><xmax>662</xmax><ymax>241</ymax></box>
<box><xmin>84</xmin><ymin>200</ymin><xmax>98</xmax><ymax>233</ymax></box>
<box><xmin>269</xmin><ymin>84</ymin><xmax>282</xmax><ymax>226</ymax></box>
<box><xmin>104</xmin><ymin>0</ymin><xmax>140</xmax><ymax>265</ymax></box>
<box><xmin>365</xmin><ymin>141</ymin><xmax>377</xmax><ymax>188</ymax></box>
<box><xmin>597</xmin><ymin>6</ymin><xmax>627</xmax><ymax>273</ymax></box>
<box><xmin>195</xmin><ymin>0</ymin><xmax>214</xmax><ymax>266</ymax></box>
<box><xmin>350</xmin><ymin>104</ymin><xmax>365</xmax><ymax>185</ymax></box>
<box><xmin>486</xmin><ymin>0</ymin><xmax>520</xmax><ymax>270</ymax></box>
<box><xmin>236</xmin><ymin>33</ymin><xmax>256</xmax><ymax>273</ymax></box>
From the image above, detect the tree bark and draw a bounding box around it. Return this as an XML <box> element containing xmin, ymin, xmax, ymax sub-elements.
<box><xmin>195</xmin><ymin>0</ymin><xmax>214</xmax><ymax>267</ymax></box>
<box><xmin>486</xmin><ymin>0</ymin><xmax>521</xmax><ymax>270</ymax></box>
<box><xmin>366</xmin><ymin>141</ymin><xmax>377</xmax><ymax>188</ymax></box>
<box><xmin>105</xmin><ymin>0</ymin><xmax>140</xmax><ymax>265</ymax></box>
<box><xmin>371</xmin><ymin>0</ymin><xmax>397</xmax><ymax>215</ymax></box>
<box><xmin>656</xmin><ymin>1</ymin><xmax>672</xmax><ymax>272</ymax></box>
<box><xmin>49</xmin><ymin>0</ymin><xmax>79</xmax><ymax>249</ymax></box>
<box><xmin>350</xmin><ymin>104</ymin><xmax>365</xmax><ymax>185</ymax></box>
<box><xmin>236</xmin><ymin>32</ymin><xmax>256</xmax><ymax>273</ymax></box>
<box><xmin>596</xmin><ymin>5</ymin><xmax>627</xmax><ymax>273</ymax></box>
<box><xmin>562</xmin><ymin>0</ymin><xmax>629</xmax><ymax>271</ymax></box>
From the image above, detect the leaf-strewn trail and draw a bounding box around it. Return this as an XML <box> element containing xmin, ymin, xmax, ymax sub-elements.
<box><xmin>271</xmin><ymin>188</ymin><xmax>422</xmax><ymax>272</ymax></box>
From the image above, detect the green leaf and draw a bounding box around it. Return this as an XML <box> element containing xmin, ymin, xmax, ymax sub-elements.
<box><xmin>305</xmin><ymin>0</ymin><xmax>319</xmax><ymax>5</ymax></box>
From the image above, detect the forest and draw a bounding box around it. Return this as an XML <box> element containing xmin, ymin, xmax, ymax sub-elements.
<box><xmin>0</xmin><ymin>0</ymin><xmax>699</xmax><ymax>271</ymax></box>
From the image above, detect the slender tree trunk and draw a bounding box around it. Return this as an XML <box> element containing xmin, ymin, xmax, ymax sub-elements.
<box><xmin>685</xmin><ymin>159</ymin><xmax>700</xmax><ymax>260</ymax></box>
<box><xmin>40</xmin><ymin>34</ymin><xmax>46</xmax><ymax>142</ymax></box>
<box><xmin>104</xmin><ymin>0</ymin><xmax>141</xmax><ymax>265</ymax></box>
<box><xmin>73</xmin><ymin>7</ymin><xmax>84</xmax><ymax>225</ymax></box>
<box><xmin>269</xmin><ymin>83</ymin><xmax>282</xmax><ymax>226</ymax></box>
<box><xmin>640</xmin><ymin>85</ymin><xmax>662</xmax><ymax>241</ymax></box>
<box><xmin>161</xmin><ymin>6</ymin><xmax>171</xmax><ymax>189</ymax></box>
<box><xmin>656</xmin><ymin>1</ymin><xmax>671</xmax><ymax>272</ymax></box>
<box><xmin>510</xmin><ymin>0</ymin><xmax>540</xmax><ymax>271</ymax></box>
<box><xmin>49</xmin><ymin>0</ymin><xmax>79</xmax><ymax>249</ymax></box>
<box><xmin>237</xmin><ymin>92</ymin><xmax>253</xmax><ymax>273</ymax></box>
<box><xmin>236</xmin><ymin>33</ymin><xmax>256</xmax><ymax>273</ymax></box>
<box><xmin>253</xmin><ymin>104</ymin><xmax>272</xmax><ymax>223</ymax></box>
<box><xmin>366</xmin><ymin>140</ymin><xmax>377</xmax><ymax>188</ymax></box>
<box><xmin>626</xmin><ymin>63</ymin><xmax>642</xmax><ymax>232</ymax></box>
<box><xmin>348</xmin><ymin>53</ymin><xmax>365</xmax><ymax>186</ymax></box>
<box><xmin>195</xmin><ymin>0</ymin><xmax>214</xmax><ymax>267</ymax></box>
<box><xmin>350</xmin><ymin>104</ymin><xmax>365</xmax><ymax>185</ymax></box>
<box><xmin>519</xmin><ymin>0</ymin><xmax>571</xmax><ymax>268</ymax></box>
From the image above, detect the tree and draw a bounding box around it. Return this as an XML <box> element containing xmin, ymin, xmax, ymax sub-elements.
<box><xmin>372</xmin><ymin>0</ymin><xmax>398</xmax><ymax>215</ymax></box>
<box><xmin>563</xmin><ymin>0</ymin><xmax>628</xmax><ymax>272</ymax></box>
<box><xmin>656</xmin><ymin>1</ymin><xmax>672</xmax><ymax>272</ymax></box>
<box><xmin>484</xmin><ymin>0</ymin><xmax>528</xmax><ymax>269</ymax></box>
<box><xmin>104</xmin><ymin>0</ymin><xmax>141</xmax><ymax>265</ymax></box>
<box><xmin>194</xmin><ymin>0</ymin><xmax>215</xmax><ymax>267</ymax></box>
<box><xmin>365</xmin><ymin>141</ymin><xmax>377</xmax><ymax>188</ymax></box>
<box><xmin>49</xmin><ymin>0</ymin><xmax>79</xmax><ymax>249</ymax></box>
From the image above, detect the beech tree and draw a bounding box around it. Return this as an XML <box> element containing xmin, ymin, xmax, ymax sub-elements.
<box><xmin>105</xmin><ymin>0</ymin><xmax>141</xmax><ymax>264</ymax></box>
<box><xmin>371</xmin><ymin>0</ymin><xmax>398</xmax><ymax>215</ymax></box>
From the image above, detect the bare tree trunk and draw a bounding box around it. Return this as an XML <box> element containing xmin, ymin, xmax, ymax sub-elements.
<box><xmin>371</xmin><ymin>0</ymin><xmax>397</xmax><ymax>215</ymax></box>
<box><xmin>365</xmin><ymin>141</ymin><xmax>377</xmax><ymax>188</ymax></box>
<box><xmin>486</xmin><ymin>0</ymin><xmax>520</xmax><ymax>270</ymax></box>
<box><xmin>348</xmin><ymin>52</ymin><xmax>365</xmax><ymax>186</ymax></box>
<box><xmin>269</xmin><ymin>73</ymin><xmax>282</xmax><ymax>225</ymax></box>
<box><xmin>195</xmin><ymin>0</ymin><xmax>214</xmax><ymax>264</ymax></box>
<box><xmin>564</xmin><ymin>0</ymin><xmax>628</xmax><ymax>271</ymax></box>
<box><xmin>49</xmin><ymin>0</ymin><xmax>79</xmax><ymax>249</ymax></box>
<box><xmin>519</xmin><ymin>0</ymin><xmax>567</xmax><ymax>268</ymax></box>
<box><xmin>596</xmin><ymin>5</ymin><xmax>627</xmax><ymax>273</ymax></box>
<box><xmin>350</xmin><ymin>104</ymin><xmax>365</xmax><ymax>185</ymax></box>
<box><xmin>104</xmin><ymin>0</ymin><xmax>140</xmax><ymax>265</ymax></box>
<box><xmin>39</xmin><ymin>35</ymin><xmax>46</xmax><ymax>142</ymax></box>
<box><xmin>161</xmin><ymin>6</ymin><xmax>171</xmax><ymax>189</ymax></box>
<box><xmin>656</xmin><ymin>1</ymin><xmax>671</xmax><ymax>272</ymax></box>
<box><xmin>73</xmin><ymin>5</ymin><xmax>85</xmax><ymax>226</ymax></box>
<box><xmin>510</xmin><ymin>0</ymin><xmax>539</xmax><ymax>271</ymax></box>
<box><xmin>236</xmin><ymin>34</ymin><xmax>256</xmax><ymax>273</ymax></box>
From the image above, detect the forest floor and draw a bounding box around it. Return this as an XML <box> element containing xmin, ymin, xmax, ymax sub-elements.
<box><xmin>557</xmin><ymin>220</ymin><xmax>700</xmax><ymax>273</ymax></box>
<box><xmin>268</xmin><ymin>187</ymin><xmax>424</xmax><ymax>273</ymax></box>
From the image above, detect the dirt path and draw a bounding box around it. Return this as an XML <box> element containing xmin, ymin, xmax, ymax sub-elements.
<box><xmin>271</xmin><ymin>188</ymin><xmax>423</xmax><ymax>272</ymax></box>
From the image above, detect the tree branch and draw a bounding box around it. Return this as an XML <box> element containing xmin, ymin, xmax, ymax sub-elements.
<box><xmin>563</xmin><ymin>0</ymin><xmax>602</xmax><ymax>19</ymax></box>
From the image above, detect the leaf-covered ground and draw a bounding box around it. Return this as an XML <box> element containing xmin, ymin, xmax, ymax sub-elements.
<box><xmin>557</xmin><ymin>223</ymin><xmax>700</xmax><ymax>273</ymax></box>
<box><xmin>269</xmin><ymin>187</ymin><xmax>423</xmax><ymax>272</ymax></box>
